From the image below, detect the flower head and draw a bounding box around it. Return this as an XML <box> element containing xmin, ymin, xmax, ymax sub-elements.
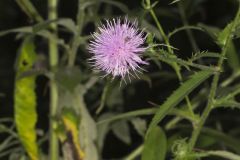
<box><xmin>88</xmin><ymin>18</ymin><xmax>147</xmax><ymax>79</ymax></box>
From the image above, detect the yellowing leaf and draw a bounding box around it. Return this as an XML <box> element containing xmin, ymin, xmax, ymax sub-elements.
<box><xmin>62</xmin><ymin>108</ymin><xmax>85</xmax><ymax>160</ymax></box>
<box><xmin>14</xmin><ymin>37</ymin><xmax>39</xmax><ymax>160</ymax></box>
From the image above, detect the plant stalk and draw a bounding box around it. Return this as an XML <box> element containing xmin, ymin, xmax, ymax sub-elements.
<box><xmin>48</xmin><ymin>0</ymin><xmax>59</xmax><ymax>159</ymax></box>
<box><xmin>67</xmin><ymin>0</ymin><xmax>85</xmax><ymax>67</ymax></box>
<box><xmin>189</xmin><ymin>7</ymin><xmax>240</xmax><ymax>149</ymax></box>
<box><xmin>178</xmin><ymin>2</ymin><xmax>199</xmax><ymax>52</ymax></box>
<box><xmin>124</xmin><ymin>145</ymin><xmax>143</xmax><ymax>160</ymax></box>
<box><xmin>149</xmin><ymin>6</ymin><xmax>194</xmax><ymax>116</ymax></box>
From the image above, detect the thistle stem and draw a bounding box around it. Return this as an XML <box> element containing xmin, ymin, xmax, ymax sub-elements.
<box><xmin>48</xmin><ymin>0</ymin><xmax>59</xmax><ymax>159</ymax></box>
<box><xmin>149</xmin><ymin>6</ymin><xmax>194</xmax><ymax>116</ymax></box>
<box><xmin>189</xmin><ymin>6</ymin><xmax>240</xmax><ymax>149</ymax></box>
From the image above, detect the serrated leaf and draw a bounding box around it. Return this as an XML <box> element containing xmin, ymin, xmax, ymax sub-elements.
<box><xmin>146</xmin><ymin>70</ymin><xmax>213</xmax><ymax>136</ymax></box>
<box><xmin>142</xmin><ymin>126</ymin><xmax>167</xmax><ymax>160</ymax></box>
<box><xmin>198</xmin><ymin>18</ymin><xmax>240</xmax><ymax>71</ymax></box>
<box><xmin>189</xmin><ymin>51</ymin><xmax>223</xmax><ymax>62</ymax></box>
<box><xmin>111</xmin><ymin>120</ymin><xmax>131</xmax><ymax>145</ymax></box>
<box><xmin>14</xmin><ymin>37</ymin><xmax>39</xmax><ymax>160</ymax></box>
<box><xmin>217</xmin><ymin>7</ymin><xmax>240</xmax><ymax>47</ymax></box>
<box><xmin>217</xmin><ymin>23</ymin><xmax>234</xmax><ymax>47</ymax></box>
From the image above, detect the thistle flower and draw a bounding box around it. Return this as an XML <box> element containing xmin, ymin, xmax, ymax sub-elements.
<box><xmin>88</xmin><ymin>18</ymin><xmax>147</xmax><ymax>79</ymax></box>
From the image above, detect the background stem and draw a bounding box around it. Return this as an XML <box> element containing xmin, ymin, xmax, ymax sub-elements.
<box><xmin>149</xmin><ymin>7</ymin><xmax>194</xmax><ymax>116</ymax></box>
<box><xmin>48</xmin><ymin>0</ymin><xmax>59</xmax><ymax>159</ymax></box>
<box><xmin>67</xmin><ymin>0</ymin><xmax>85</xmax><ymax>67</ymax></box>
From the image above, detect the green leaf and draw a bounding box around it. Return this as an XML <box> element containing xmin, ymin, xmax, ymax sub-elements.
<box><xmin>57</xmin><ymin>18</ymin><xmax>78</xmax><ymax>35</ymax></box>
<box><xmin>146</xmin><ymin>70</ymin><xmax>213</xmax><ymax>136</ymax></box>
<box><xmin>208</xmin><ymin>150</ymin><xmax>240</xmax><ymax>160</ymax></box>
<box><xmin>152</xmin><ymin>50</ymin><xmax>218</xmax><ymax>72</ymax></box>
<box><xmin>14</xmin><ymin>37</ymin><xmax>39</xmax><ymax>160</ymax></box>
<box><xmin>141</xmin><ymin>126</ymin><xmax>167</xmax><ymax>160</ymax></box>
<box><xmin>197</xmin><ymin>134</ymin><xmax>216</xmax><ymax>148</ymax></box>
<box><xmin>217</xmin><ymin>7</ymin><xmax>240</xmax><ymax>47</ymax></box>
<box><xmin>217</xmin><ymin>23</ymin><xmax>234</xmax><ymax>47</ymax></box>
<box><xmin>189</xmin><ymin>51</ymin><xmax>224</xmax><ymax>62</ymax></box>
<box><xmin>16</xmin><ymin>0</ymin><xmax>44</xmax><ymax>22</ymax></box>
<box><xmin>75</xmin><ymin>87</ymin><xmax>98</xmax><ymax>160</ymax></box>
<box><xmin>130</xmin><ymin>118</ymin><xmax>147</xmax><ymax>137</ymax></box>
<box><xmin>97</xmin><ymin>107</ymin><xmax>198</xmax><ymax>126</ymax></box>
<box><xmin>198</xmin><ymin>16</ymin><xmax>240</xmax><ymax>63</ymax></box>
<box><xmin>58</xmin><ymin>88</ymin><xmax>99</xmax><ymax>160</ymax></box>
<box><xmin>55</xmin><ymin>67</ymin><xmax>82</xmax><ymax>92</ymax></box>
<box><xmin>0</xmin><ymin>27</ymin><xmax>33</xmax><ymax>37</ymax></box>
<box><xmin>204</xmin><ymin>130</ymin><xmax>240</xmax><ymax>154</ymax></box>
<box><xmin>225</xmin><ymin>41</ymin><xmax>240</xmax><ymax>72</ymax></box>
<box><xmin>112</xmin><ymin>120</ymin><xmax>131</xmax><ymax>145</ymax></box>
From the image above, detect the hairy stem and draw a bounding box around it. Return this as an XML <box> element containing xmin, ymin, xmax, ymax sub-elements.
<box><xmin>149</xmin><ymin>6</ymin><xmax>194</xmax><ymax>116</ymax></box>
<box><xmin>189</xmin><ymin>6</ymin><xmax>240</xmax><ymax>149</ymax></box>
<box><xmin>48</xmin><ymin>0</ymin><xmax>59</xmax><ymax>159</ymax></box>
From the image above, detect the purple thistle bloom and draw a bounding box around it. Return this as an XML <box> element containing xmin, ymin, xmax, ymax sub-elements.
<box><xmin>88</xmin><ymin>18</ymin><xmax>147</xmax><ymax>79</ymax></box>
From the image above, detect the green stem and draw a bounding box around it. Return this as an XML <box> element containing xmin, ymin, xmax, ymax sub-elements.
<box><xmin>149</xmin><ymin>6</ymin><xmax>194</xmax><ymax>116</ymax></box>
<box><xmin>67</xmin><ymin>0</ymin><xmax>85</xmax><ymax>67</ymax></box>
<box><xmin>178</xmin><ymin>2</ymin><xmax>199</xmax><ymax>52</ymax></box>
<box><xmin>16</xmin><ymin>0</ymin><xmax>44</xmax><ymax>23</ymax></box>
<box><xmin>48</xmin><ymin>0</ymin><xmax>59</xmax><ymax>159</ymax></box>
<box><xmin>96</xmin><ymin>79</ymin><xmax>111</xmax><ymax>114</ymax></box>
<box><xmin>188</xmin><ymin>7</ymin><xmax>240</xmax><ymax>149</ymax></box>
<box><xmin>155</xmin><ymin>53</ymin><xmax>218</xmax><ymax>72</ymax></box>
<box><xmin>124</xmin><ymin>145</ymin><xmax>143</xmax><ymax>160</ymax></box>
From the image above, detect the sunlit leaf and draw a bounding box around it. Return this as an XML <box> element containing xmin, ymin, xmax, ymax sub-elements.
<box><xmin>14</xmin><ymin>37</ymin><xmax>39</xmax><ymax>160</ymax></box>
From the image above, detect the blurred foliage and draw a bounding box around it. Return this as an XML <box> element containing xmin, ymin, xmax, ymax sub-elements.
<box><xmin>0</xmin><ymin>0</ymin><xmax>240</xmax><ymax>160</ymax></box>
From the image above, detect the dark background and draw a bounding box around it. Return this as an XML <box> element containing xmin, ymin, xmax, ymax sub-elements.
<box><xmin>0</xmin><ymin>0</ymin><xmax>239</xmax><ymax>159</ymax></box>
